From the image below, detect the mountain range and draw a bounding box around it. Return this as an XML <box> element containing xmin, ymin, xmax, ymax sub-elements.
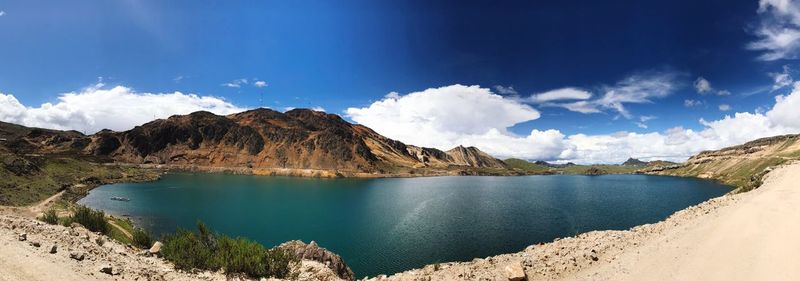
<box><xmin>1</xmin><ymin>108</ymin><xmax>508</xmax><ymax>177</ymax></box>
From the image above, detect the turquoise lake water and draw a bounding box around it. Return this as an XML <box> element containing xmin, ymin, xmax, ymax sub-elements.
<box><xmin>78</xmin><ymin>173</ymin><xmax>729</xmax><ymax>278</ymax></box>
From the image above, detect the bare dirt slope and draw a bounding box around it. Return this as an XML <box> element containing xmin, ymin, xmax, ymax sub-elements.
<box><xmin>563</xmin><ymin>161</ymin><xmax>800</xmax><ymax>281</ymax></box>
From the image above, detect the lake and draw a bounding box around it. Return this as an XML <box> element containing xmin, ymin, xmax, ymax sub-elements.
<box><xmin>79</xmin><ymin>173</ymin><xmax>730</xmax><ymax>278</ymax></box>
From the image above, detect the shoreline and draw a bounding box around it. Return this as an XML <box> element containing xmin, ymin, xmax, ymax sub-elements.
<box><xmin>2</xmin><ymin>161</ymin><xmax>755</xmax><ymax>280</ymax></box>
<box><xmin>365</xmin><ymin>161</ymin><xmax>798</xmax><ymax>280</ymax></box>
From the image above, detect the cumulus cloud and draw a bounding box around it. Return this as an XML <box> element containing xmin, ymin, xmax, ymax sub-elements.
<box><xmin>346</xmin><ymin>83</ymin><xmax>800</xmax><ymax>164</ymax></box>
<box><xmin>346</xmin><ymin>84</ymin><xmax>548</xmax><ymax>155</ymax></box>
<box><xmin>748</xmin><ymin>0</ymin><xmax>800</xmax><ymax>60</ymax></box>
<box><xmin>254</xmin><ymin>80</ymin><xmax>268</xmax><ymax>88</ymax></box>
<box><xmin>529</xmin><ymin>88</ymin><xmax>592</xmax><ymax>103</ymax></box>
<box><xmin>0</xmin><ymin>84</ymin><xmax>246</xmax><ymax>133</ymax></box>
<box><xmin>694</xmin><ymin>77</ymin><xmax>713</xmax><ymax>94</ymax></box>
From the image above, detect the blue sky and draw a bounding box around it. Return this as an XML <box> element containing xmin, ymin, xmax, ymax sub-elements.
<box><xmin>2</xmin><ymin>0</ymin><xmax>800</xmax><ymax>163</ymax></box>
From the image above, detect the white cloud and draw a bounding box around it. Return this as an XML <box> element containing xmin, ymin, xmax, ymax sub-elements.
<box><xmin>694</xmin><ymin>77</ymin><xmax>713</xmax><ymax>94</ymax></box>
<box><xmin>548</xmin><ymin>71</ymin><xmax>679</xmax><ymax>118</ymax></box>
<box><xmin>346</xmin><ymin>84</ymin><xmax>547</xmax><ymax>155</ymax></box>
<box><xmin>529</xmin><ymin>87</ymin><xmax>592</xmax><ymax>103</ymax></box>
<box><xmin>222</xmin><ymin>78</ymin><xmax>248</xmax><ymax>88</ymax></box>
<box><xmin>0</xmin><ymin>84</ymin><xmax>246</xmax><ymax>133</ymax></box>
<box><xmin>311</xmin><ymin>106</ymin><xmax>326</xmax><ymax>112</ymax></box>
<box><xmin>346</xmin><ymin>83</ymin><xmax>800</xmax><ymax>164</ymax></box>
<box><xmin>0</xmin><ymin>11</ymin><xmax>6</xmax><ymax>17</ymax></box>
<box><xmin>384</xmin><ymin>91</ymin><xmax>401</xmax><ymax>99</ymax></box>
<box><xmin>684</xmin><ymin>99</ymin><xmax>704</xmax><ymax>107</ymax></box>
<box><xmin>718</xmin><ymin>104</ymin><xmax>732</xmax><ymax>111</ymax></box>
<box><xmin>748</xmin><ymin>0</ymin><xmax>800</xmax><ymax>60</ymax></box>
<box><xmin>493</xmin><ymin>85</ymin><xmax>518</xmax><ymax>95</ymax></box>
<box><xmin>769</xmin><ymin>65</ymin><xmax>793</xmax><ymax>90</ymax></box>
<box><xmin>693</xmin><ymin>76</ymin><xmax>731</xmax><ymax>96</ymax></box>
<box><xmin>254</xmin><ymin>80</ymin><xmax>268</xmax><ymax>88</ymax></box>
<box><xmin>173</xmin><ymin>75</ymin><xmax>185</xmax><ymax>83</ymax></box>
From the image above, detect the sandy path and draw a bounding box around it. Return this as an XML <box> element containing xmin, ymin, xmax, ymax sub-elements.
<box><xmin>565</xmin><ymin>162</ymin><xmax>800</xmax><ymax>281</ymax></box>
<box><xmin>0</xmin><ymin>235</ymin><xmax>103</xmax><ymax>281</ymax></box>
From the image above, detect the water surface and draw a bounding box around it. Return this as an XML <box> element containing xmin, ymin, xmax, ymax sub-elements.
<box><xmin>79</xmin><ymin>173</ymin><xmax>729</xmax><ymax>277</ymax></box>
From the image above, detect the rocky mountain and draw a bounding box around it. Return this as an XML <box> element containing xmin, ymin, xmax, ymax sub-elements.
<box><xmin>649</xmin><ymin>134</ymin><xmax>800</xmax><ymax>191</ymax></box>
<box><xmin>622</xmin><ymin>158</ymin><xmax>648</xmax><ymax>166</ymax></box>
<box><xmin>0</xmin><ymin>109</ymin><xmax>508</xmax><ymax>177</ymax></box>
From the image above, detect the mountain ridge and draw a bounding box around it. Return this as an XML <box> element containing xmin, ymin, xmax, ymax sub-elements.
<box><xmin>1</xmin><ymin>108</ymin><xmax>508</xmax><ymax>177</ymax></box>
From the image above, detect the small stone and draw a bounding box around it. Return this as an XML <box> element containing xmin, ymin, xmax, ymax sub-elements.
<box><xmin>99</xmin><ymin>265</ymin><xmax>113</xmax><ymax>275</ymax></box>
<box><xmin>70</xmin><ymin>252</ymin><xmax>85</xmax><ymax>261</ymax></box>
<box><xmin>49</xmin><ymin>245</ymin><xmax>58</xmax><ymax>254</ymax></box>
<box><xmin>504</xmin><ymin>262</ymin><xmax>526</xmax><ymax>281</ymax></box>
<box><xmin>29</xmin><ymin>241</ymin><xmax>41</xmax><ymax>247</ymax></box>
<box><xmin>18</xmin><ymin>233</ymin><xmax>27</xmax><ymax>241</ymax></box>
<box><xmin>148</xmin><ymin>241</ymin><xmax>163</xmax><ymax>256</ymax></box>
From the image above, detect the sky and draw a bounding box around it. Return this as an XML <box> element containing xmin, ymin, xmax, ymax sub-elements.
<box><xmin>2</xmin><ymin>0</ymin><xmax>800</xmax><ymax>163</ymax></box>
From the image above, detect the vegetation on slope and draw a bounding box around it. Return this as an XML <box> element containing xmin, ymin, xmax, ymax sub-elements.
<box><xmin>161</xmin><ymin>221</ymin><xmax>299</xmax><ymax>279</ymax></box>
<box><xmin>653</xmin><ymin>134</ymin><xmax>800</xmax><ymax>192</ymax></box>
<box><xmin>504</xmin><ymin>158</ymin><xmax>552</xmax><ymax>173</ymax></box>
<box><xmin>0</xmin><ymin>153</ymin><xmax>158</xmax><ymax>206</ymax></box>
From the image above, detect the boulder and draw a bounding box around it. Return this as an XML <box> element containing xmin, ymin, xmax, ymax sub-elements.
<box><xmin>49</xmin><ymin>244</ymin><xmax>57</xmax><ymax>254</ymax></box>
<box><xmin>504</xmin><ymin>262</ymin><xmax>526</xmax><ymax>281</ymax></box>
<box><xmin>18</xmin><ymin>233</ymin><xmax>26</xmax><ymax>241</ymax></box>
<box><xmin>148</xmin><ymin>241</ymin><xmax>163</xmax><ymax>256</ymax></box>
<box><xmin>277</xmin><ymin>240</ymin><xmax>355</xmax><ymax>281</ymax></box>
<box><xmin>29</xmin><ymin>241</ymin><xmax>40</xmax><ymax>247</ymax></box>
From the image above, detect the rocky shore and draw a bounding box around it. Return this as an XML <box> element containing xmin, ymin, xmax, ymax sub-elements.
<box><xmin>0</xmin><ymin>214</ymin><xmax>346</xmax><ymax>281</ymax></box>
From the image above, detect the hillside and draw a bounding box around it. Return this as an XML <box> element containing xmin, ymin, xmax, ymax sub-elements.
<box><xmin>649</xmin><ymin>134</ymin><xmax>800</xmax><ymax>191</ymax></box>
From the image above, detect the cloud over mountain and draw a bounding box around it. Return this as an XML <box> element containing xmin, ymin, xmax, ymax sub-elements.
<box><xmin>0</xmin><ymin>84</ymin><xmax>246</xmax><ymax>133</ymax></box>
<box><xmin>346</xmin><ymin>83</ymin><xmax>800</xmax><ymax>164</ymax></box>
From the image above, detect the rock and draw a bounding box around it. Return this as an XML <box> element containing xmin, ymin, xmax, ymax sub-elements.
<box><xmin>277</xmin><ymin>240</ymin><xmax>356</xmax><ymax>281</ymax></box>
<box><xmin>504</xmin><ymin>262</ymin><xmax>526</xmax><ymax>281</ymax></box>
<box><xmin>69</xmin><ymin>252</ymin><xmax>85</xmax><ymax>261</ymax></box>
<box><xmin>18</xmin><ymin>233</ymin><xmax>26</xmax><ymax>241</ymax></box>
<box><xmin>148</xmin><ymin>241</ymin><xmax>163</xmax><ymax>256</ymax></box>
<box><xmin>49</xmin><ymin>244</ymin><xmax>57</xmax><ymax>254</ymax></box>
<box><xmin>29</xmin><ymin>241</ymin><xmax>40</xmax><ymax>247</ymax></box>
<box><xmin>99</xmin><ymin>265</ymin><xmax>113</xmax><ymax>275</ymax></box>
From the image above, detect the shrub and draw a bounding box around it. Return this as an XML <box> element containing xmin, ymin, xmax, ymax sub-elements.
<box><xmin>69</xmin><ymin>205</ymin><xmax>110</xmax><ymax>234</ymax></box>
<box><xmin>132</xmin><ymin>228</ymin><xmax>153</xmax><ymax>249</ymax></box>
<box><xmin>39</xmin><ymin>209</ymin><xmax>59</xmax><ymax>225</ymax></box>
<box><xmin>161</xmin><ymin>221</ymin><xmax>299</xmax><ymax>278</ymax></box>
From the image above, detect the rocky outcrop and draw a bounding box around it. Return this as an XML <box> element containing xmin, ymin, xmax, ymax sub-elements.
<box><xmin>446</xmin><ymin>145</ymin><xmax>508</xmax><ymax>168</ymax></box>
<box><xmin>277</xmin><ymin>240</ymin><xmax>355</xmax><ymax>281</ymax></box>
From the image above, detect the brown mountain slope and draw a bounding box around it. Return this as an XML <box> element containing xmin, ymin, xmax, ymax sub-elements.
<box><xmin>1</xmin><ymin>108</ymin><xmax>508</xmax><ymax>177</ymax></box>
<box><xmin>648</xmin><ymin>134</ymin><xmax>800</xmax><ymax>191</ymax></box>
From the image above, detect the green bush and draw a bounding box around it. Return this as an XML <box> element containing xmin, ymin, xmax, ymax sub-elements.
<box><xmin>132</xmin><ymin>228</ymin><xmax>153</xmax><ymax>249</ymax></box>
<box><xmin>39</xmin><ymin>209</ymin><xmax>59</xmax><ymax>225</ymax></box>
<box><xmin>161</xmin><ymin>222</ymin><xmax>298</xmax><ymax>278</ymax></box>
<box><xmin>69</xmin><ymin>205</ymin><xmax>110</xmax><ymax>234</ymax></box>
